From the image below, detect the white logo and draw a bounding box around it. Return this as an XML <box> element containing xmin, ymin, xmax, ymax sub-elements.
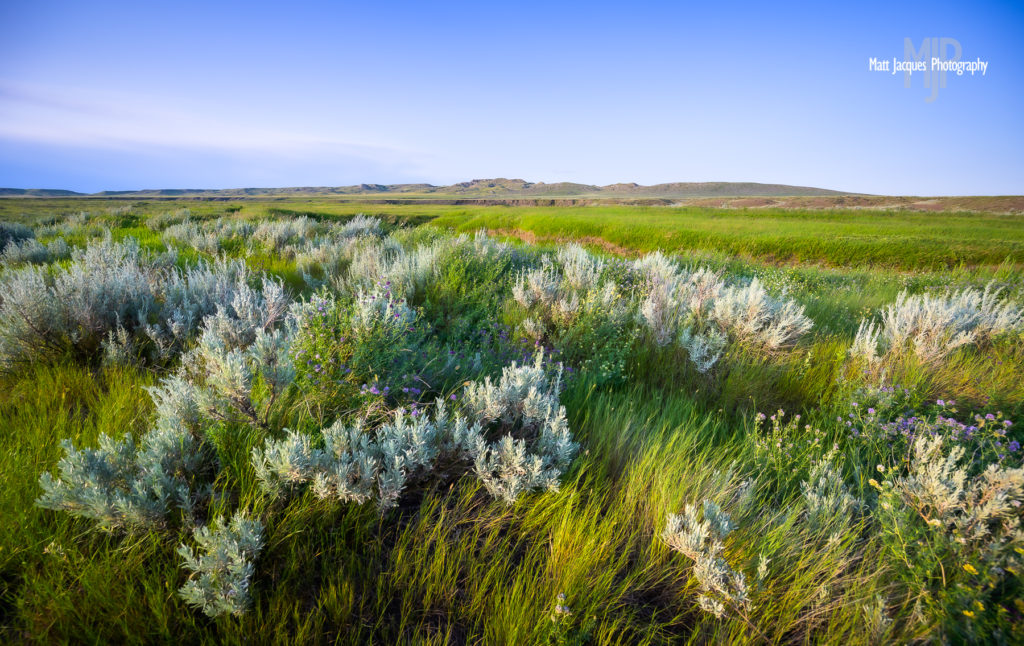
<box><xmin>868</xmin><ymin>38</ymin><xmax>988</xmax><ymax>102</ymax></box>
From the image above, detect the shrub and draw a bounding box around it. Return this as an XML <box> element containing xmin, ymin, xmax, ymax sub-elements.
<box><xmin>338</xmin><ymin>214</ymin><xmax>382</xmax><ymax>239</ymax></box>
<box><xmin>142</xmin><ymin>258</ymin><xmax>253</xmax><ymax>361</ymax></box>
<box><xmin>512</xmin><ymin>253</ymin><xmax>632</xmax><ymax>385</ymax></box>
<box><xmin>852</xmin><ymin>284</ymin><xmax>1024</xmax><ymax>366</ymax></box>
<box><xmin>195</xmin><ymin>274</ymin><xmax>291</xmax><ymax>351</ymax></box>
<box><xmin>194</xmin><ymin>326</ymin><xmax>296</xmax><ymax>431</ymax></box>
<box><xmin>177</xmin><ymin>512</ymin><xmax>265</xmax><ymax>617</ymax></box>
<box><xmin>711</xmin><ymin>278</ymin><xmax>813</xmax><ymax>351</ymax></box>
<box><xmin>0</xmin><ymin>221</ymin><xmax>34</xmax><ymax>250</ymax></box>
<box><xmin>253</xmin><ymin>409</ymin><xmax>453</xmax><ymax>508</ymax></box>
<box><xmin>0</xmin><ymin>235</ymin><xmax>297</xmax><ymax>369</ymax></box>
<box><xmin>800</xmin><ymin>456</ymin><xmax>860</xmax><ymax>534</ymax></box>
<box><xmin>556</xmin><ymin>243</ymin><xmax>605</xmax><ymax>290</ymax></box>
<box><xmin>635</xmin><ymin>263</ymin><xmax>808</xmax><ymax>372</ymax></box>
<box><xmin>0</xmin><ymin>236</ymin><xmax>160</xmax><ymax>368</ymax></box>
<box><xmin>254</xmin><ymin>353</ymin><xmax>578</xmax><ymax>508</ymax></box>
<box><xmin>873</xmin><ymin>435</ymin><xmax>1024</xmax><ymax>641</ymax></box>
<box><xmin>252</xmin><ymin>216</ymin><xmax>317</xmax><ymax>252</ymax></box>
<box><xmin>345</xmin><ymin>237</ymin><xmax>449</xmax><ymax>301</ymax></box>
<box><xmin>662</xmin><ymin>500</ymin><xmax>752</xmax><ymax>619</ymax></box>
<box><xmin>1</xmin><ymin>238</ymin><xmax>49</xmax><ymax>265</ymax></box>
<box><xmin>36</xmin><ymin>415</ymin><xmax>214</xmax><ymax>532</ymax></box>
<box><xmin>162</xmin><ymin>220</ymin><xmax>221</xmax><ymax>254</ymax></box>
<box><xmin>462</xmin><ymin>353</ymin><xmax>578</xmax><ymax>502</ymax></box>
<box><xmin>638</xmin><ymin>266</ymin><xmax>723</xmax><ymax>346</ymax></box>
<box><xmin>678</xmin><ymin>326</ymin><xmax>727</xmax><ymax>374</ymax></box>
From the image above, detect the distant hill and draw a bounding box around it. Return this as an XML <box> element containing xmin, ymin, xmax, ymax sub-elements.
<box><xmin>0</xmin><ymin>188</ymin><xmax>85</xmax><ymax>197</ymax></box>
<box><xmin>10</xmin><ymin>179</ymin><xmax>858</xmax><ymax>198</ymax></box>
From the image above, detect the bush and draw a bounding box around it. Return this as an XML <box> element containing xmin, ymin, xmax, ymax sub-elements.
<box><xmin>255</xmin><ymin>352</ymin><xmax>578</xmax><ymax>508</ymax></box>
<box><xmin>177</xmin><ymin>511</ymin><xmax>265</xmax><ymax>617</ymax></box>
<box><xmin>0</xmin><ymin>221</ymin><xmax>34</xmax><ymax>250</ymax></box>
<box><xmin>872</xmin><ymin>435</ymin><xmax>1024</xmax><ymax>641</ymax></box>
<box><xmin>0</xmin><ymin>236</ymin><xmax>160</xmax><ymax>368</ymax></box>
<box><xmin>142</xmin><ymin>258</ymin><xmax>253</xmax><ymax>361</ymax></box>
<box><xmin>662</xmin><ymin>500</ymin><xmax>752</xmax><ymax>619</ymax></box>
<box><xmin>636</xmin><ymin>260</ymin><xmax>810</xmax><ymax>374</ymax></box>
<box><xmin>1</xmin><ymin>238</ymin><xmax>53</xmax><ymax>265</ymax></box>
<box><xmin>462</xmin><ymin>353</ymin><xmax>578</xmax><ymax>502</ymax></box>
<box><xmin>512</xmin><ymin>250</ymin><xmax>632</xmax><ymax>385</ymax></box>
<box><xmin>37</xmin><ymin>407</ymin><xmax>214</xmax><ymax>533</ymax></box>
<box><xmin>711</xmin><ymin>278</ymin><xmax>813</xmax><ymax>351</ymax></box>
<box><xmin>800</xmin><ymin>456</ymin><xmax>860</xmax><ymax>534</ymax></box>
<box><xmin>0</xmin><ymin>236</ymin><xmax>294</xmax><ymax>369</ymax></box>
<box><xmin>852</xmin><ymin>284</ymin><xmax>1024</xmax><ymax>366</ymax></box>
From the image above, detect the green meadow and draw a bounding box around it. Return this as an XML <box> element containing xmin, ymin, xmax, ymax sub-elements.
<box><xmin>0</xmin><ymin>199</ymin><xmax>1021</xmax><ymax>644</ymax></box>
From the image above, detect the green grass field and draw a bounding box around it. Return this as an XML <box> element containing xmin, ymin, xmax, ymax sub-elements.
<box><xmin>0</xmin><ymin>199</ymin><xmax>1022</xmax><ymax>644</ymax></box>
<box><xmin>3</xmin><ymin>198</ymin><xmax>1022</xmax><ymax>270</ymax></box>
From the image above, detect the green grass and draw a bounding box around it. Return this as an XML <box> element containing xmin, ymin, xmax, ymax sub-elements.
<box><xmin>1</xmin><ymin>200</ymin><xmax>1021</xmax><ymax>643</ymax></box>
<box><xmin>3</xmin><ymin>198</ymin><xmax>1022</xmax><ymax>271</ymax></box>
<box><xmin>428</xmin><ymin>205</ymin><xmax>1024</xmax><ymax>271</ymax></box>
<box><xmin>0</xmin><ymin>370</ymin><xmax>889</xmax><ymax>644</ymax></box>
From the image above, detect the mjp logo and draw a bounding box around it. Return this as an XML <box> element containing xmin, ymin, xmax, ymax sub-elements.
<box><xmin>904</xmin><ymin>37</ymin><xmax>960</xmax><ymax>103</ymax></box>
<box><xmin>869</xmin><ymin>39</ymin><xmax>988</xmax><ymax>102</ymax></box>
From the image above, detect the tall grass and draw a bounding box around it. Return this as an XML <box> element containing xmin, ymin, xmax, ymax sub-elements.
<box><xmin>0</xmin><ymin>204</ymin><xmax>1021</xmax><ymax>644</ymax></box>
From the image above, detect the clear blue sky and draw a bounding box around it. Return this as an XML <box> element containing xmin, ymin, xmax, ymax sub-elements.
<box><xmin>1</xmin><ymin>0</ymin><xmax>1021</xmax><ymax>194</ymax></box>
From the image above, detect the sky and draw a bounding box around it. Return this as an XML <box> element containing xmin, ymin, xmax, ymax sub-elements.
<box><xmin>0</xmin><ymin>0</ymin><xmax>1022</xmax><ymax>195</ymax></box>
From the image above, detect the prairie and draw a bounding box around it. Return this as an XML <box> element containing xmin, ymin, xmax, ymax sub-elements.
<box><xmin>0</xmin><ymin>198</ymin><xmax>1021</xmax><ymax>644</ymax></box>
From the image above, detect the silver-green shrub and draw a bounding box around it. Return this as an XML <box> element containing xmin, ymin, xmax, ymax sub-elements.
<box><xmin>873</xmin><ymin>435</ymin><xmax>1024</xmax><ymax>637</ymax></box>
<box><xmin>254</xmin><ymin>353</ymin><xmax>577</xmax><ymax>508</ymax></box>
<box><xmin>0</xmin><ymin>235</ymin><xmax>296</xmax><ymax>369</ymax></box>
<box><xmin>142</xmin><ymin>258</ymin><xmax>252</xmax><ymax>360</ymax></box>
<box><xmin>636</xmin><ymin>259</ymin><xmax>809</xmax><ymax>370</ymax></box>
<box><xmin>1</xmin><ymin>238</ymin><xmax>49</xmax><ymax>265</ymax></box>
<box><xmin>0</xmin><ymin>235</ymin><xmax>160</xmax><ymax>368</ymax></box>
<box><xmin>678</xmin><ymin>326</ymin><xmax>727</xmax><ymax>374</ymax></box>
<box><xmin>852</xmin><ymin>283</ymin><xmax>1024</xmax><ymax>366</ymax></box>
<box><xmin>36</xmin><ymin>416</ymin><xmax>213</xmax><ymax>532</ymax></box>
<box><xmin>253</xmin><ymin>410</ymin><xmax>452</xmax><ymax>509</ymax></box>
<box><xmin>711</xmin><ymin>277</ymin><xmax>813</xmax><ymax>351</ymax></box>
<box><xmin>556</xmin><ymin>243</ymin><xmax>606</xmax><ymax>291</ymax></box>
<box><xmin>177</xmin><ymin>511</ymin><xmax>265</xmax><ymax>617</ymax></box>
<box><xmin>461</xmin><ymin>353</ymin><xmax>578</xmax><ymax>503</ymax></box>
<box><xmin>662</xmin><ymin>500</ymin><xmax>752</xmax><ymax>618</ymax></box>
<box><xmin>163</xmin><ymin>218</ymin><xmax>256</xmax><ymax>254</ymax></box>
<box><xmin>338</xmin><ymin>214</ymin><xmax>382</xmax><ymax>239</ymax></box>
<box><xmin>252</xmin><ymin>216</ymin><xmax>317</xmax><ymax>252</ymax></box>
<box><xmin>350</xmin><ymin>284</ymin><xmax>416</xmax><ymax>335</ymax></box>
<box><xmin>0</xmin><ymin>221</ymin><xmax>34</xmax><ymax>250</ymax></box>
<box><xmin>344</xmin><ymin>236</ymin><xmax>449</xmax><ymax>300</ymax></box>
<box><xmin>193</xmin><ymin>325</ymin><xmax>296</xmax><ymax>430</ymax></box>
<box><xmin>801</xmin><ymin>456</ymin><xmax>860</xmax><ymax>533</ymax></box>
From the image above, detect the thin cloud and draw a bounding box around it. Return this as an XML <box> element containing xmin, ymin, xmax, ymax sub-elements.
<box><xmin>0</xmin><ymin>80</ymin><xmax>422</xmax><ymax>162</ymax></box>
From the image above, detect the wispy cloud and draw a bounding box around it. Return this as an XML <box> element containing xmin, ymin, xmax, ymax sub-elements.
<box><xmin>0</xmin><ymin>79</ymin><xmax>426</xmax><ymax>166</ymax></box>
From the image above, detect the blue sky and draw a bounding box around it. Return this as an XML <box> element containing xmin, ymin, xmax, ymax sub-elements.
<box><xmin>1</xmin><ymin>0</ymin><xmax>1021</xmax><ymax>194</ymax></box>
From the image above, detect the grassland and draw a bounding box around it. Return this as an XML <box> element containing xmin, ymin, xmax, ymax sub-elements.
<box><xmin>0</xmin><ymin>198</ymin><xmax>1021</xmax><ymax>644</ymax></box>
<box><xmin>3</xmin><ymin>197</ymin><xmax>1022</xmax><ymax>270</ymax></box>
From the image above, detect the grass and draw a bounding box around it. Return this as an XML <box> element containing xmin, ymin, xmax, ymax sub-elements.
<box><xmin>0</xmin><ymin>199</ymin><xmax>1021</xmax><ymax>643</ymax></box>
<box><xmin>3</xmin><ymin>198</ymin><xmax>1022</xmax><ymax>270</ymax></box>
<box><xmin>430</xmin><ymin>205</ymin><xmax>1024</xmax><ymax>269</ymax></box>
<box><xmin>0</xmin><ymin>372</ymin><xmax>881</xmax><ymax>644</ymax></box>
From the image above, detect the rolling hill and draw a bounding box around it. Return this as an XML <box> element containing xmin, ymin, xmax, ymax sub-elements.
<box><xmin>2</xmin><ymin>179</ymin><xmax>858</xmax><ymax>199</ymax></box>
